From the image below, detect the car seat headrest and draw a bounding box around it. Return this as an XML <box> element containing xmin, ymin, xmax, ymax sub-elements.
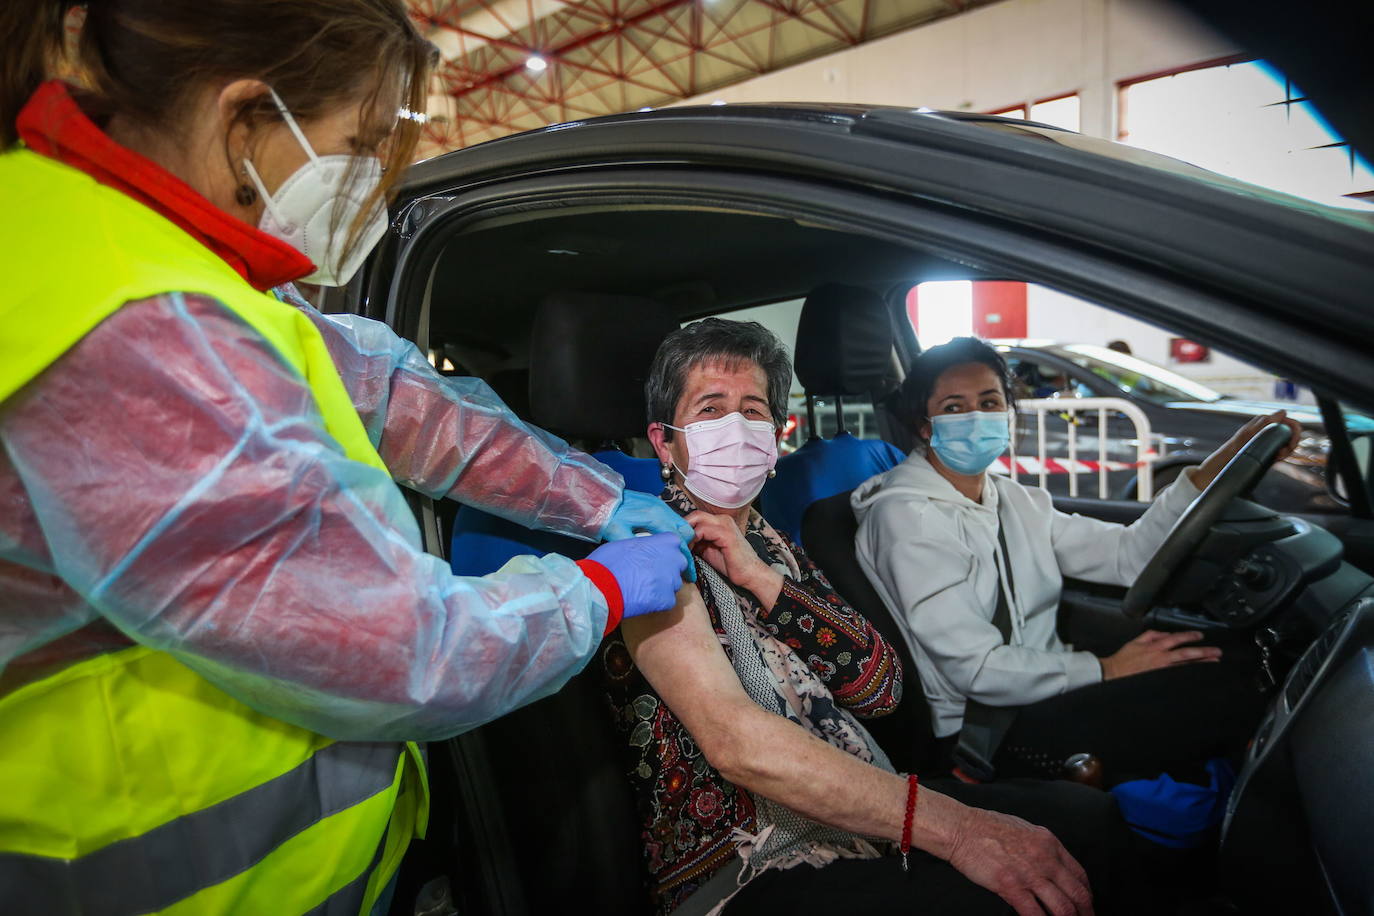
<box><xmin>529</xmin><ymin>292</ymin><xmax>679</xmax><ymax>442</ymax></box>
<box><xmin>794</xmin><ymin>283</ymin><xmax>896</xmax><ymax>397</ymax></box>
<box><xmin>486</xmin><ymin>368</ymin><xmax>532</xmax><ymax>420</ymax></box>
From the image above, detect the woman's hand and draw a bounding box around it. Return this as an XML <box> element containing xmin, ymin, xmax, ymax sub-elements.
<box><xmin>686</xmin><ymin>510</ymin><xmax>783</xmax><ymax>608</ymax></box>
<box><xmin>942</xmin><ymin>803</ymin><xmax>1095</xmax><ymax>916</ymax></box>
<box><xmin>1191</xmin><ymin>410</ymin><xmax>1303</xmax><ymax>491</ymax></box>
<box><xmin>1099</xmin><ymin>629</ymin><xmax>1221</xmax><ymax>680</ymax></box>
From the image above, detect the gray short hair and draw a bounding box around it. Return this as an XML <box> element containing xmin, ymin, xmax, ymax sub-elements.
<box><xmin>646</xmin><ymin>317</ymin><xmax>792</xmax><ymax>437</ymax></box>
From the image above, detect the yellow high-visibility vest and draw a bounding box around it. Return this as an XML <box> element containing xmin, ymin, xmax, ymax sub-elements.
<box><xmin>0</xmin><ymin>147</ymin><xmax>428</xmax><ymax>915</ymax></box>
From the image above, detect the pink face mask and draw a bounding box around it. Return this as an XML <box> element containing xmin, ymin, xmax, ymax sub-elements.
<box><xmin>665</xmin><ymin>412</ymin><xmax>779</xmax><ymax>509</ymax></box>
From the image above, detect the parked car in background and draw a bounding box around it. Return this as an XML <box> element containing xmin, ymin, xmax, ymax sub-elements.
<box><xmin>994</xmin><ymin>340</ymin><xmax>1374</xmax><ymax>519</ymax></box>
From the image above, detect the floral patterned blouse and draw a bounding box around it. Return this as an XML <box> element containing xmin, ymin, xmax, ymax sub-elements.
<box><xmin>601</xmin><ymin>484</ymin><xmax>904</xmax><ymax>913</ymax></box>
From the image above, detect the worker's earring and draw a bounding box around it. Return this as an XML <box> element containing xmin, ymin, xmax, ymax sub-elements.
<box><xmin>234</xmin><ymin>159</ymin><xmax>259</xmax><ymax>207</ymax></box>
<box><xmin>660</xmin><ymin>463</ymin><xmax>672</xmax><ymax>481</ymax></box>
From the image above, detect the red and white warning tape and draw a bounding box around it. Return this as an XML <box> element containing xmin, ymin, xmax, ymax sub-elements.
<box><xmin>991</xmin><ymin>455</ymin><xmax>1147</xmax><ymax>476</ymax></box>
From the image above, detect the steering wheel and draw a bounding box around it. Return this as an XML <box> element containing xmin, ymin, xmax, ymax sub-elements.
<box><xmin>1121</xmin><ymin>423</ymin><xmax>1292</xmax><ymax>619</ymax></box>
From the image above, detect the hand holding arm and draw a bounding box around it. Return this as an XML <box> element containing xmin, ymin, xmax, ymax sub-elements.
<box><xmin>601</xmin><ymin>491</ymin><xmax>696</xmax><ymax>581</ymax></box>
<box><xmin>584</xmin><ymin>533</ymin><xmax>687</xmax><ymax>626</ymax></box>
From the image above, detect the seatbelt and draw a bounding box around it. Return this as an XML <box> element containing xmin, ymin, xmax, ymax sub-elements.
<box><xmin>989</xmin><ymin>523</ymin><xmax>1016</xmax><ymax>643</ymax></box>
<box><xmin>951</xmin><ymin>517</ymin><xmax>1023</xmax><ymax>782</ymax></box>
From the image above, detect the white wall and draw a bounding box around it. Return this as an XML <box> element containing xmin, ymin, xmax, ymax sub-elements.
<box><xmin>679</xmin><ymin>0</ymin><xmax>1236</xmax><ymax>140</ymax></box>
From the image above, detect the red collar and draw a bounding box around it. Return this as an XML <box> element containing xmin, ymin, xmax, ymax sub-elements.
<box><xmin>17</xmin><ymin>81</ymin><xmax>313</xmax><ymax>291</ymax></box>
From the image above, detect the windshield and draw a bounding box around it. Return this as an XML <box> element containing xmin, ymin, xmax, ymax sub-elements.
<box><xmin>1056</xmin><ymin>344</ymin><xmax>1225</xmax><ymax>405</ymax></box>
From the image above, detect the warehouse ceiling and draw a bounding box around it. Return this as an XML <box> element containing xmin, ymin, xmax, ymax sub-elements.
<box><xmin>407</xmin><ymin>0</ymin><xmax>996</xmax><ymax>156</ymax></box>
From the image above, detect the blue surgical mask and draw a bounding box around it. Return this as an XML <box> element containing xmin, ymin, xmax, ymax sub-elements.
<box><xmin>928</xmin><ymin>410</ymin><xmax>1011</xmax><ymax>475</ymax></box>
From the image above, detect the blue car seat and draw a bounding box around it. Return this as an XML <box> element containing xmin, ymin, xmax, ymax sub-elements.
<box><xmin>759</xmin><ymin>283</ymin><xmax>906</xmax><ymax>545</ymax></box>
<box><xmin>449</xmin><ymin>292</ymin><xmax>679</xmax><ymax>575</ymax></box>
<box><xmin>776</xmin><ymin>285</ymin><xmax>935</xmax><ymax>772</ymax></box>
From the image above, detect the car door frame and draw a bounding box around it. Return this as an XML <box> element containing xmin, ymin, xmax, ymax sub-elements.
<box><xmin>352</xmin><ymin>109</ymin><xmax>1374</xmax><ymax>412</ymax></box>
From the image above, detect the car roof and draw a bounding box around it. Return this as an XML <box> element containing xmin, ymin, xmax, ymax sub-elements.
<box><xmin>404</xmin><ymin>103</ymin><xmax>1374</xmax><ymax>232</ymax></box>
<box><xmin>376</xmin><ymin>102</ymin><xmax>1374</xmax><ymax>413</ymax></box>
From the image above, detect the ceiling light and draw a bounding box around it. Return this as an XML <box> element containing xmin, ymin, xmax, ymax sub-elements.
<box><xmin>526</xmin><ymin>55</ymin><xmax>548</xmax><ymax>73</ymax></box>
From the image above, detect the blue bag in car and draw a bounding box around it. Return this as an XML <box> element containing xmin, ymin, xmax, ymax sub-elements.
<box><xmin>1109</xmin><ymin>758</ymin><xmax>1236</xmax><ymax>848</ymax></box>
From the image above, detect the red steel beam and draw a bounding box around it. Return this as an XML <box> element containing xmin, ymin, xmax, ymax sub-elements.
<box><xmin>696</xmin><ymin>0</ymin><xmax>750</xmax><ymax>48</ymax></box>
<box><xmin>751</xmin><ymin>0</ymin><xmax>848</xmax><ymax>45</ymax></box>
<box><xmin>689</xmin><ymin>0</ymin><xmax>700</xmax><ymax>95</ymax></box>
<box><xmin>418</xmin><ymin>0</ymin><xmax>966</xmax><ymax>151</ymax></box>
<box><xmin>433</xmin><ymin>24</ymin><xmax>676</xmax><ymax>99</ymax></box>
<box><xmin>449</xmin><ymin>0</ymin><xmax>693</xmax><ymax>97</ymax></box>
<box><xmin>807</xmin><ymin>0</ymin><xmax>859</xmax><ymax>45</ymax></box>
<box><xmin>461</xmin><ymin>76</ymin><xmax>610</xmax><ymax>118</ymax></box>
<box><xmin>702</xmin><ymin>0</ymin><xmax>770</xmax><ymax>73</ymax></box>
<box><xmin>617</xmin><ymin>28</ymin><xmax>690</xmax><ymax>96</ymax></box>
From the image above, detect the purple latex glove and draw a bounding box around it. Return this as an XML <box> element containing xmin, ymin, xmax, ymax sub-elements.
<box><xmin>587</xmin><ymin>532</ymin><xmax>688</xmax><ymax>619</ymax></box>
<box><xmin>600</xmin><ymin>490</ymin><xmax>697</xmax><ymax>582</ymax></box>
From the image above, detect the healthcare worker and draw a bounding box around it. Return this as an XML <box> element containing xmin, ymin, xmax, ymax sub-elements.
<box><xmin>0</xmin><ymin>1</ymin><xmax>692</xmax><ymax>913</ymax></box>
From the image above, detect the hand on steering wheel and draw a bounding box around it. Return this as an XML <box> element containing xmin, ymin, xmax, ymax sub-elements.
<box><xmin>1121</xmin><ymin>421</ymin><xmax>1294</xmax><ymax>619</ymax></box>
<box><xmin>1191</xmin><ymin>411</ymin><xmax>1303</xmax><ymax>491</ymax></box>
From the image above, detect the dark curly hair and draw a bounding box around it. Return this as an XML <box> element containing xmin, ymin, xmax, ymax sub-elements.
<box><xmin>900</xmin><ymin>337</ymin><xmax>1016</xmax><ymax>448</ymax></box>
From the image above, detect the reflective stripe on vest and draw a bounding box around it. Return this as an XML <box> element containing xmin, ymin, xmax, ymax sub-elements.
<box><xmin>0</xmin><ymin>148</ymin><xmax>428</xmax><ymax>914</ymax></box>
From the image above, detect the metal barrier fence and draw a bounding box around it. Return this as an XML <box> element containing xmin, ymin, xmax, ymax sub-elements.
<box><xmin>1006</xmin><ymin>398</ymin><xmax>1155</xmax><ymax>501</ymax></box>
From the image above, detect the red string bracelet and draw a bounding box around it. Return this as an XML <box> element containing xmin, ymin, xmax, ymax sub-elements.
<box><xmin>900</xmin><ymin>773</ymin><xmax>919</xmax><ymax>872</ymax></box>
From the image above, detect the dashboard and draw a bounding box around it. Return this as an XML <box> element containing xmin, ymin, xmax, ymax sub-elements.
<box><xmin>1221</xmin><ymin>594</ymin><xmax>1374</xmax><ymax>914</ymax></box>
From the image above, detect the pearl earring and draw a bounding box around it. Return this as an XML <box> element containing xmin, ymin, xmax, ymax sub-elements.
<box><xmin>660</xmin><ymin>463</ymin><xmax>672</xmax><ymax>481</ymax></box>
<box><xmin>767</xmin><ymin>468</ymin><xmax>777</xmax><ymax>478</ymax></box>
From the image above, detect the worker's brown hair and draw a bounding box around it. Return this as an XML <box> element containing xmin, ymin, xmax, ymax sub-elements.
<box><xmin>1</xmin><ymin>0</ymin><xmax>436</xmax><ymax>263</ymax></box>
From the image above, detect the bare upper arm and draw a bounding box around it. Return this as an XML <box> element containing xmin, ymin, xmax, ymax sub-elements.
<box><xmin>621</xmin><ymin>584</ymin><xmax>762</xmax><ymax>761</ymax></box>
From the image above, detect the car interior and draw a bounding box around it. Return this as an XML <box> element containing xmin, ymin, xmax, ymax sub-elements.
<box><xmin>381</xmin><ymin>200</ymin><xmax>1374</xmax><ymax>915</ymax></box>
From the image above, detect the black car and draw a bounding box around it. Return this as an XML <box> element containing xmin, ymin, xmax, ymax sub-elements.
<box><xmin>994</xmin><ymin>340</ymin><xmax>1374</xmax><ymax>518</ymax></box>
<box><xmin>329</xmin><ymin>103</ymin><xmax>1374</xmax><ymax>915</ymax></box>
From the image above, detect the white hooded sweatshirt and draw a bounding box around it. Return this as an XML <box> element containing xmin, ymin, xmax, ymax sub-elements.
<box><xmin>851</xmin><ymin>450</ymin><xmax>1200</xmax><ymax>738</ymax></box>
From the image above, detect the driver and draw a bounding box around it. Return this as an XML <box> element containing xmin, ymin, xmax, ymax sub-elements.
<box><xmin>852</xmin><ymin>337</ymin><xmax>1300</xmax><ymax>785</ymax></box>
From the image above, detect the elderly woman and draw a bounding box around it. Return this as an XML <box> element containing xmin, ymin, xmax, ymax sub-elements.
<box><xmin>852</xmin><ymin>337</ymin><xmax>1297</xmax><ymax>785</ymax></box>
<box><xmin>600</xmin><ymin>319</ymin><xmax>1135</xmax><ymax>916</ymax></box>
